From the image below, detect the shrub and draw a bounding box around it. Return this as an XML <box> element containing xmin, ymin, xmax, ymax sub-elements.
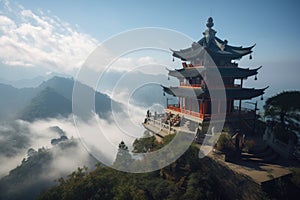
<box><xmin>243</xmin><ymin>139</ymin><xmax>256</xmax><ymax>153</ymax></box>
<box><xmin>215</xmin><ymin>133</ymin><xmax>234</xmax><ymax>152</ymax></box>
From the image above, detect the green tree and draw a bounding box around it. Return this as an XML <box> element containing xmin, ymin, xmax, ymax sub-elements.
<box><xmin>264</xmin><ymin>91</ymin><xmax>300</xmax><ymax>142</ymax></box>
<box><xmin>113</xmin><ymin>141</ymin><xmax>133</xmax><ymax>170</ymax></box>
<box><xmin>216</xmin><ymin>133</ymin><xmax>234</xmax><ymax>152</ymax></box>
<box><xmin>133</xmin><ymin>135</ymin><xmax>157</xmax><ymax>153</ymax></box>
<box><xmin>264</xmin><ymin>91</ymin><xmax>300</xmax><ymax>127</ymax></box>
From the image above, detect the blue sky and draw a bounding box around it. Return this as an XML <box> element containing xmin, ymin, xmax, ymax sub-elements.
<box><xmin>0</xmin><ymin>0</ymin><xmax>299</xmax><ymax>100</ymax></box>
<box><xmin>16</xmin><ymin>0</ymin><xmax>300</xmax><ymax>57</ymax></box>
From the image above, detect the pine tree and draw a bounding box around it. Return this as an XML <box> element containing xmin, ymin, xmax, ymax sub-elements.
<box><xmin>113</xmin><ymin>141</ymin><xmax>133</xmax><ymax>171</ymax></box>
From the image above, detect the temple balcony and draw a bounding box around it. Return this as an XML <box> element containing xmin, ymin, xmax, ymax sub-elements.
<box><xmin>181</xmin><ymin>62</ymin><xmax>238</xmax><ymax>69</ymax></box>
<box><xmin>179</xmin><ymin>82</ymin><xmax>201</xmax><ymax>87</ymax></box>
<box><xmin>192</xmin><ymin>64</ymin><xmax>205</xmax><ymax>68</ymax></box>
<box><xmin>165</xmin><ymin>104</ymin><xmax>256</xmax><ymax>124</ymax></box>
<box><xmin>166</xmin><ymin>104</ymin><xmax>207</xmax><ymax>123</ymax></box>
<box><xmin>178</xmin><ymin>82</ymin><xmax>241</xmax><ymax>89</ymax></box>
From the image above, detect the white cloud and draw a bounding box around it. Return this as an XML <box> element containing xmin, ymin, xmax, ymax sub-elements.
<box><xmin>93</xmin><ymin>54</ymin><xmax>162</xmax><ymax>73</ymax></box>
<box><xmin>0</xmin><ymin>3</ymin><xmax>98</xmax><ymax>72</ymax></box>
<box><xmin>0</xmin><ymin>1</ymin><xmax>178</xmax><ymax>79</ymax></box>
<box><xmin>0</xmin><ymin>15</ymin><xmax>16</xmax><ymax>30</ymax></box>
<box><xmin>3</xmin><ymin>60</ymin><xmax>34</xmax><ymax>67</ymax></box>
<box><xmin>0</xmin><ymin>154</ymin><xmax>23</xmax><ymax>177</ymax></box>
<box><xmin>136</xmin><ymin>56</ymin><xmax>156</xmax><ymax>65</ymax></box>
<box><xmin>0</xmin><ymin>108</ymin><xmax>147</xmax><ymax>177</ymax></box>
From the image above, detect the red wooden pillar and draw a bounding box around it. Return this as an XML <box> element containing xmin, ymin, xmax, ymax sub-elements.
<box><xmin>239</xmin><ymin>78</ymin><xmax>243</xmax><ymax>112</ymax></box>
<box><xmin>200</xmin><ymin>101</ymin><xmax>203</xmax><ymax>115</ymax></box>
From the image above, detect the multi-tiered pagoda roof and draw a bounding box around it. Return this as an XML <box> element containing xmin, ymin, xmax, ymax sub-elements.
<box><xmin>171</xmin><ymin>17</ymin><xmax>255</xmax><ymax>65</ymax></box>
<box><xmin>168</xmin><ymin>66</ymin><xmax>262</xmax><ymax>79</ymax></box>
<box><xmin>162</xmin><ymin>17</ymin><xmax>266</xmax><ymax>122</ymax></box>
<box><xmin>162</xmin><ymin>86</ymin><xmax>266</xmax><ymax>100</ymax></box>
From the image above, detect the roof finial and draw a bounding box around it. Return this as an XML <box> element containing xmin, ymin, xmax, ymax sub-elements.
<box><xmin>206</xmin><ymin>17</ymin><xmax>214</xmax><ymax>29</ymax></box>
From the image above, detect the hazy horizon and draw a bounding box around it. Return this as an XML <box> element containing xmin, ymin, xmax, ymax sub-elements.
<box><xmin>0</xmin><ymin>0</ymin><xmax>299</xmax><ymax>102</ymax></box>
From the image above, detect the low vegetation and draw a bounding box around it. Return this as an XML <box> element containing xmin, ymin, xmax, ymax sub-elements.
<box><xmin>38</xmin><ymin>135</ymin><xmax>270</xmax><ymax>200</ymax></box>
<box><xmin>215</xmin><ymin>132</ymin><xmax>234</xmax><ymax>152</ymax></box>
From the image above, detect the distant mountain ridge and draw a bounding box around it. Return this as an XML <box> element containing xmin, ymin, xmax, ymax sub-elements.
<box><xmin>0</xmin><ymin>76</ymin><xmax>46</xmax><ymax>89</ymax></box>
<box><xmin>19</xmin><ymin>87</ymin><xmax>72</xmax><ymax>121</ymax></box>
<box><xmin>0</xmin><ymin>83</ymin><xmax>36</xmax><ymax>120</ymax></box>
<box><xmin>0</xmin><ymin>76</ymin><xmax>115</xmax><ymax>121</ymax></box>
<box><xmin>0</xmin><ymin>72</ymin><xmax>71</xmax><ymax>88</ymax></box>
<box><xmin>0</xmin><ymin>72</ymin><xmax>175</xmax><ymax>121</ymax></box>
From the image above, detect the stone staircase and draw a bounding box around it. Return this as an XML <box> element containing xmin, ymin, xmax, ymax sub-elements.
<box><xmin>242</xmin><ymin>145</ymin><xmax>280</xmax><ymax>164</ymax></box>
<box><xmin>225</xmin><ymin>116</ymin><xmax>256</xmax><ymax>135</ymax></box>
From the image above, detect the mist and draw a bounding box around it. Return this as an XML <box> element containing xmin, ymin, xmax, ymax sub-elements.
<box><xmin>0</xmin><ymin>100</ymin><xmax>154</xmax><ymax>177</ymax></box>
<box><xmin>0</xmin><ymin>81</ymin><xmax>167</xmax><ymax>200</ymax></box>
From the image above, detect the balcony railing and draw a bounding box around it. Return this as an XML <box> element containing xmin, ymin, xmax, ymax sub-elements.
<box><xmin>179</xmin><ymin>82</ymin><xmax>241</xmax><ymax>88</ymax></box>
<box><xmin>167</xmin><ymin>104</ymin><xmax>256</xmax><ymax>120</ymax></box>
<box><xmin>167</xmin><ymin>105</ymin><xmax>208</xmax><ymax>119</ymax></box>
<box><xmin>167</xmin><ymin>104</ymin><xmax>181</xmax><ymax>112</ymax></box>
<box><xmin>179</xmin><ymin>82</ymin><xmax>201</xmax><ymax>87</ymax></box>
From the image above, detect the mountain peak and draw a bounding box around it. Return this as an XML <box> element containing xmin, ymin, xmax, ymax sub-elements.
<box><xmin>19</xmin><ymin>87</ymin><xmax>72</xmax><ymax>121</ymax></box>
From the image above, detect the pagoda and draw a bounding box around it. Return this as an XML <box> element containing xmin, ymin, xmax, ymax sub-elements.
<box><xmin>159</xmin><ymin>17</ymin><xmax>267</xmax><ymax>134</ymax></box>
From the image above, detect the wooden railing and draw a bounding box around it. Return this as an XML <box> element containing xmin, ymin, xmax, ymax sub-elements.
<box><xmin>167</xmin><ymin>104</ymin><xmax>181</xmax><ymax>112</ymax></box>
<box><xmin>178</xmin><ymin>82</ymin><xmax>241</xmax><ymax>88</ymax></box>
<box><xmin>167</xmin><ymin>104</ymin><xmax>255</xmax><ymax>120</ymax></box>
<box><xmin>181</xmin><ymin>109</ymin><xmax>201</xmax><ymax>118</ymax></box>
<box><xmin>179</xmin><ymin>82</ymin><xmax>201</xmax><ymax>87</ymax></box>
<box><xmin>167</xmin><ymin>105</ymin><xmax>207</xmax><ymax>119</ymax></box>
